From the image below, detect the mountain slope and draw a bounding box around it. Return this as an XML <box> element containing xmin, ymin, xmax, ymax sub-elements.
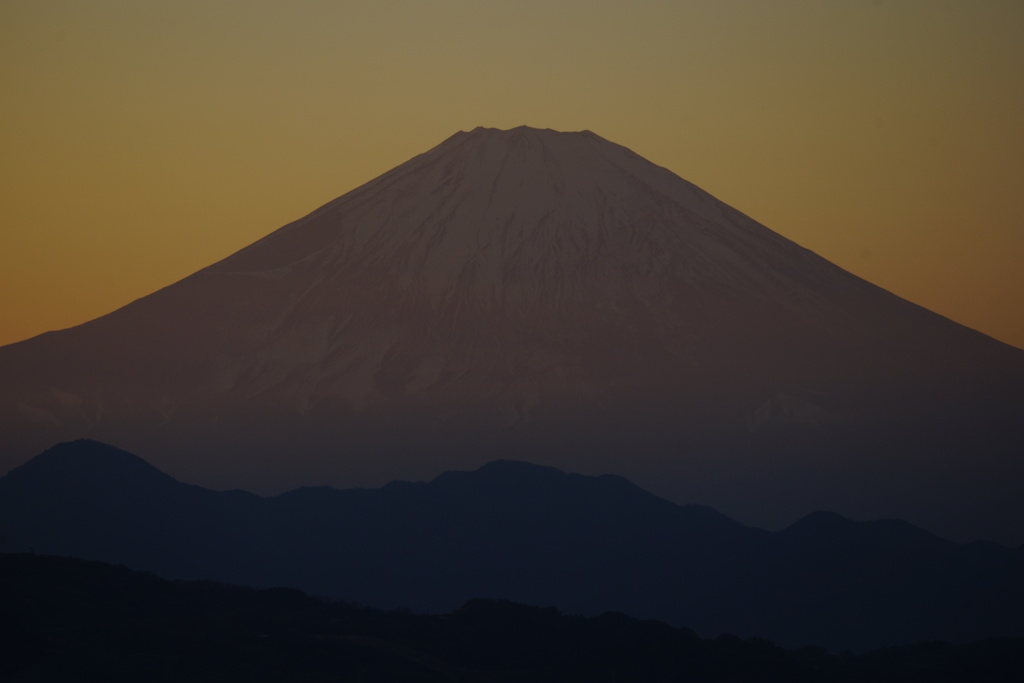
<box><xmin>3</xmin><ymin>440</ymin><xmax>1024</xmax><ymax>652</ymax></box>
<box><xmin>1</xmin><ymin>127</ymin><xmax>1022</xmax><ymax>542</ymax></box>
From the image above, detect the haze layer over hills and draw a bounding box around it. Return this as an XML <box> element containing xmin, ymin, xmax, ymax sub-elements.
<box><xmin>1</xmin><ymin>127</ymin><xmax>1021</xmax><ymax>542</ymax></box>
<box><xmin>4</xmin><ymin>440</ymin><xmax>1023</xmax><ymax>652</ymax></box>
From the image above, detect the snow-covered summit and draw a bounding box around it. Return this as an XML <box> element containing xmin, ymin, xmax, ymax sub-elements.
<box><xmin>207</xmin><ymin>125</ymin><xmax>862</xmax><ymax>325</ymax></box>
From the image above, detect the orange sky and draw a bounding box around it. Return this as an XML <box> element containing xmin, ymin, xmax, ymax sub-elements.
<box><xmin>2</xmin><ymin>1</ymin><xmax>1022</xmax><ymax>349</ymax></box>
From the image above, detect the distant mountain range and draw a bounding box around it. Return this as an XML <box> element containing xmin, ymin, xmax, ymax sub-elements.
<box><xmin>3</xmin><ymin>439</ymin><xmax>1022</xmax><ymax>652</ymax></box>
<box><xmin>1</xmin><ymin>127</ymin><xmax>1022</xmax><ymax>545</ymax></box>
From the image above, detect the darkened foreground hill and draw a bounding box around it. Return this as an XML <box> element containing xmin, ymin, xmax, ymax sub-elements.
<box><xmin>3</xmin><ymin>554</ymin><xmax>1024</xmax><ymax>683</ymax></box>
<box><xmin>2</xmin><ymin>126</ymin><xmax>1022</xmax><ymax>545</ymax></box>
<box><xmin>3</xmin><ymin>440</ymin><xmax>1024</xmax><ymax>653</ymax></box>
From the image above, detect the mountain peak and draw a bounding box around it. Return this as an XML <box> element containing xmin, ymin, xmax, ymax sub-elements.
<box><xmin>463</xmin><ymin>125</ymin><xmax>593</xmax><ymax>138</ymax></box>
<box><xmin>212</xmin><ymin>122</ymin><xmax>833</xmax><ymax>312</ymax></box>
<box><xmin>1</xmin><ymin>128</ymin><xmax>1022</xmax><ymax>544</ymax></box>
<box><xmin>1</xmin><ymin>439</ymin><xmax>174</xmax><ymax>492</ymax></box>
<box><xmin>783</xmin><ymin>510</ymin><xmax>950</xmax><ymax>548</ymax></box>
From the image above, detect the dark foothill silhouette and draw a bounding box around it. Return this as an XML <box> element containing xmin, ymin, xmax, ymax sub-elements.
<box><xmin>3</xmin><ymin>439</ymin><xmax>1023</xmax><ymax>652</ymax></box>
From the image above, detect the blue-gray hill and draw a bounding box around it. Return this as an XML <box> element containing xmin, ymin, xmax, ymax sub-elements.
<box><xmin>3</xmin><ymin>439</ymin><xmax>1023</xmax><ymax>652</ymax></box>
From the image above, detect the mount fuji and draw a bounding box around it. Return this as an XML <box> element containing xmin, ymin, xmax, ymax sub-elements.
<box><xmin>2</xmin><ymin>127</ymin><xmax>1022</xmax><ymax>542</ymax></box>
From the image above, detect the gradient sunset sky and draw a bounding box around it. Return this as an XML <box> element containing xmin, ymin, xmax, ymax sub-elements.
<box><xmin>2</xmin><ymin>1</ymin><xmax>1022</xmax><ymax>349</ymax></box>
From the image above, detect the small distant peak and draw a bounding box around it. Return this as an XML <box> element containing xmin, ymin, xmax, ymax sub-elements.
<box><xmin>783</xmin><ymin>510</ymin><xmax>947</xmax><ymax>546</ymax></box>
<box><xmin>429</xmin><ymin>459</ymin><xmax>567</xmax><ymax>489</ymax></box>
<box><xmin>2</xmin><ymin>439</ymin><xmax>172</xmax><ymax>486</ymax></box>
<box><xmin>32</xmin><ymin>439</ymin><xmax>147</xmax><ymax>466</ymax></box>
<box><xmin>801</xmin><ymin>510</ymin><xmax>849</xmax><ymax>523</ymax></box>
